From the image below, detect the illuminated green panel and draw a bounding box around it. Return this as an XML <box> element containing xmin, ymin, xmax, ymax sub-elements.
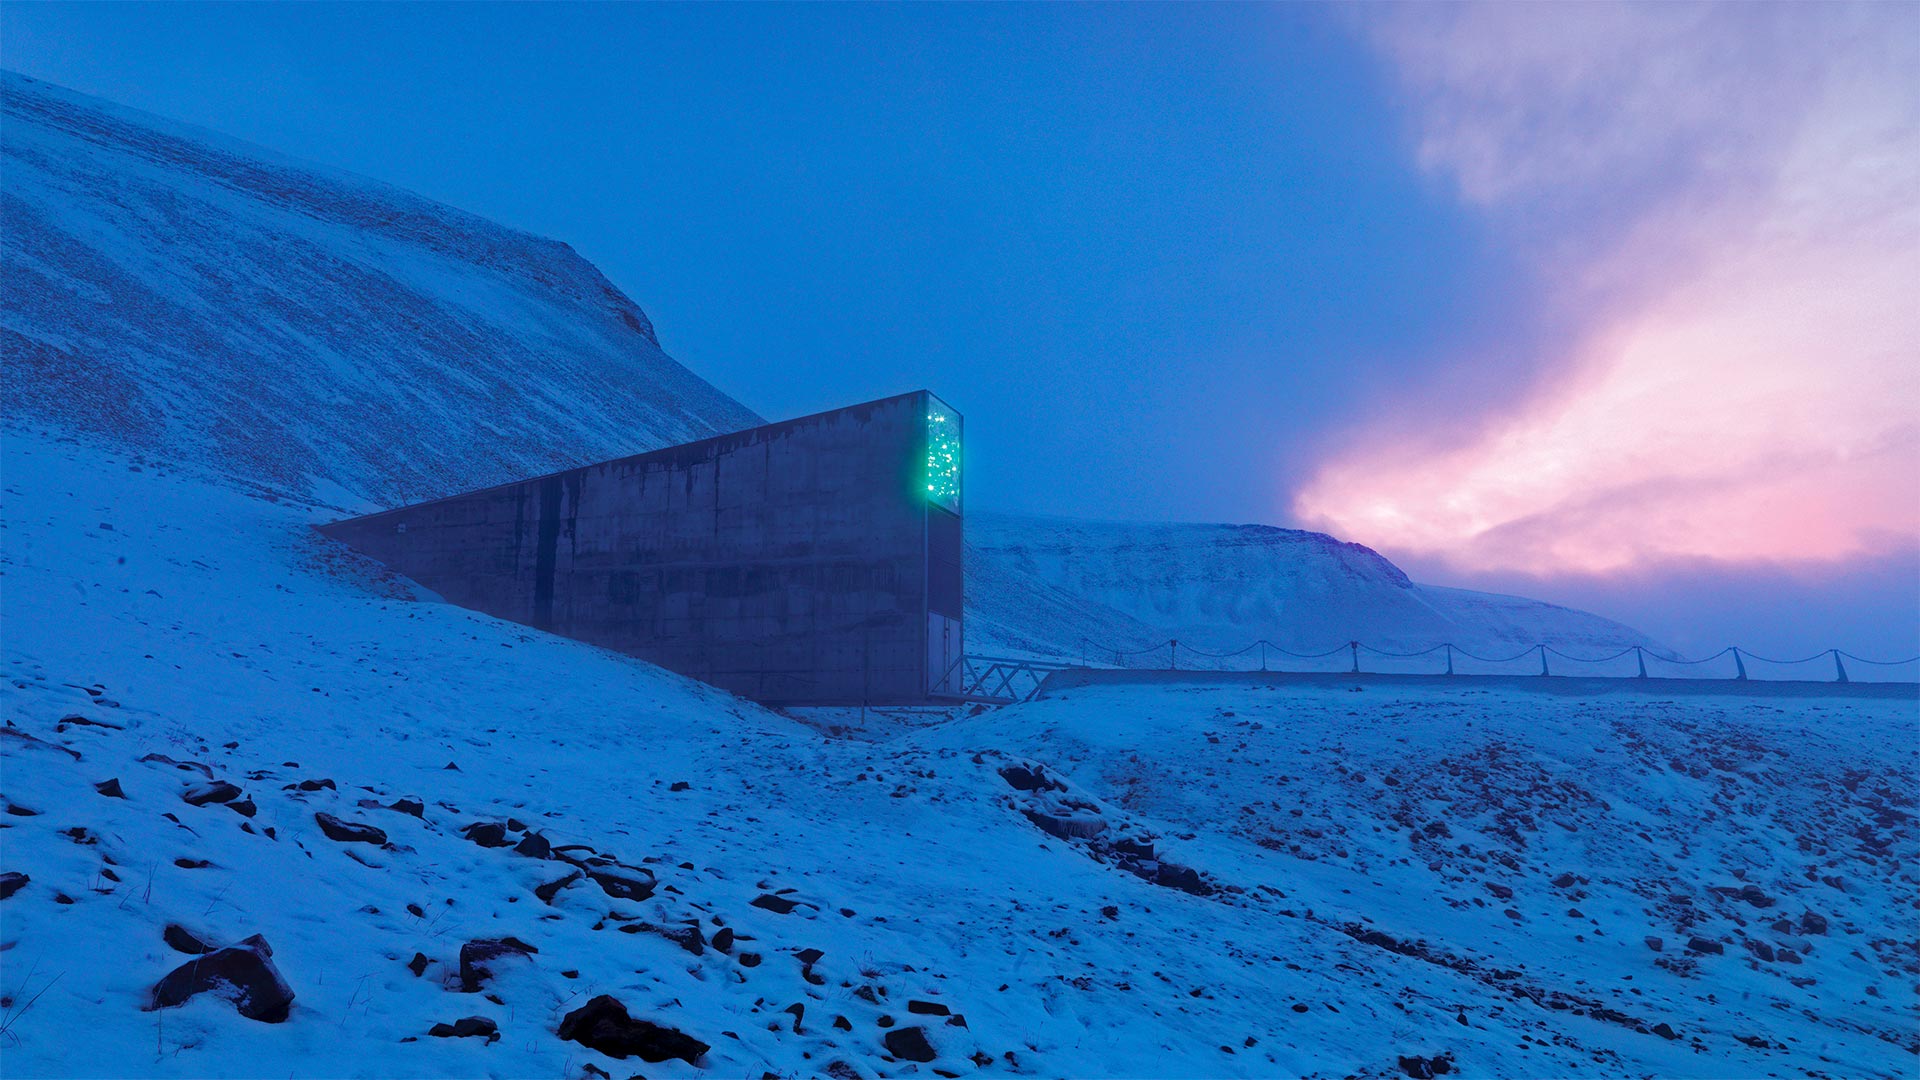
<box><xmin>925</xmin><ymin>396</ymin><xmax>961</xmax><ymax>514</ymax></box>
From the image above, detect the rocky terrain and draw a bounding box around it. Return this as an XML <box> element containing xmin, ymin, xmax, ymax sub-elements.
<box><xmin>2</xmin><ymin>428</ymin><xmax>1914</xmax><ymax>1078</ymax></box>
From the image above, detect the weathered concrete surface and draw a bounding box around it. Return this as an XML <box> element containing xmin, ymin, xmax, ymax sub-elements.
<box><xmin>319</xmin><ymin>391</ymin><xmax>963</xmax><ymax>704</ymax></box>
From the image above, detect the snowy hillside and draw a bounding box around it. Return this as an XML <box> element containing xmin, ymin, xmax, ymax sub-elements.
<box><xmin>966</xmin><ymin>514</ymin><xmax>1659</xmax><ymax>661</ymax></box>
<box><xmin>0</xmin><ymin>71</ymin><xmax>761</xmax><ymax>507</ymax></box>
<box><xmin>4</xmin><ymin>429</ymin><xmax>1913</xmax><ymax>1078</ymax></box>
<box><xmin>0</xmin><ymin>70</ymin><xmax>1660</xmax><ymax>659</ymax></box>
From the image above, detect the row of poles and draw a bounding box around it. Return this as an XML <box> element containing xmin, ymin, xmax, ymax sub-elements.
<box><xmin>1076</xmin><ymin>639</ymin><xmax>1918</xmax><ymax>683</ymax></box>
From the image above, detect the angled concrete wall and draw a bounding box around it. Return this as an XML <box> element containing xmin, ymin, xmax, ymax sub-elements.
<box><xmin>319</xmin><ymin>391</ymin><xmax>962</xmax><ymax>705</ymax></box>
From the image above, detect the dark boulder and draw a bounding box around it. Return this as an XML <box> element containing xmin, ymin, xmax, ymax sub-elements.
<box><xmin>430</xmin><ymin>1016</ymin><xmax>500</xmax><ymax>1042</ymax></box>
<box><xmin>1799</xmin><ymin>911</ymin><xmax>1828</xmax><ymax>935</ymax></box>
<box><xmin>314</xmin><ymin>813</ymin><xmax>386</xmax><ymax>845</ymax></box>
<box><xmin>296</xmin><ymin>779</ymin><xmax>336</xmax><ymax>791</ymax></box>
<box><xmin>460</xmin><ymin>937</ymin><xmax>537</xmax><ymax>993</ymax></box>
<box><xmin>1397</xmin><ymin>1054</ymin><xmax>1453</xmax><ymax>1078</ymax></box>
<box><xmin>998</xmin><ymin>764</ymin><xmax>1059</xmax><ymax>792</ymax></box>
<box><xmin>150</xmin><ymin>939</ymin><xmax>294</xmax><ymax>1022</ymax></box>
<box><xmin>407</xmin><ymin>952</ymin><xmax>431</xmax><ymax>977</ymax></box>
<box><xmin>0</xmin><ymin>872</ymin><xmax>28</xmax><ymax>900</ymax></box>
<box><xmin>513</xmin><ymin>832</ymin><xmax>551</xmax><ymax>859</ymax></box>
<box><xmin>1686</xmin><ymin>936</ymin><xmax>1724</xmax><ymax>955</ymax></box>
<box><xmin>389</xmin><ymin>798</ymin><xmax>425</xmax><ymax>818</ymax></box>
<box><xmin>1487</xmin><ymin>883</ymin><xmax>1514</xmax><ymax>900</ymax></box>
<box><xmin>182</xmin><ymin>781</ymin><xmax>243</xmax><ymax>806</ymax></box>
<box><xmin>619</xmin><ymin>922</ymin><xmax>705</xmax><ymax>955</ymax></box>
<box><xmin>94</xmin><ymin>778</ymin><xmax>127</xmax><ymax>799</ymax></box>
<box><xmin>163</xmin><ymin>924</ymin><xmax>213</xmax><ymax>954</ymax></box>
<box><xmin>1155</xmin><ymin>863</ymin><xmax>1212</xmax><ymax>896</ymax></box>
<box><xmin>228</xmin><ymin>798</ymin><xmax>257</xmax><ymax>818</ymax></box>
<box><xmin>462</xmin><ymin>821</ymin><xmax>512</xmax><ymax>848</ymax></box>
<box><xmin>557</xmin><ymin>994</ymin><xmax>709</xmax><ymax>1064</ymax></box>
<box><xmin>751</xmin><ymin>893</ymin><xmax>799</xmax><ymax>914</ymax></box>
<box><xmin>884</xmin><ymin>1026</ymin><xmax>937</xmax><ymax>1063</ymax></box>
<box><xmin>907</xmin><ymin>999</ymin><xmax>950</xmax><ymax>1016</ymax></box>
<box><xmin>534</xmin><ymin>871</ymin><xmax>581</xmax><ymax>903</ymax></box>
<box><xmin>588</xmin><ymin>868</ymin><xmax>655</xmax><ymax>902</ymax></box>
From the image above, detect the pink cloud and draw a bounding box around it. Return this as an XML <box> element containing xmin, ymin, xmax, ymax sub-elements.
<box><xmin>1298</xmin><ymin>3</ymin><xmax>1920</xmax><ymax>575</ymax></box>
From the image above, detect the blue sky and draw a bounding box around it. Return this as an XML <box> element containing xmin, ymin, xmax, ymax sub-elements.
<box><xmin>5</xmin><ymin>3</ymin><xmax>1915</xmax><ymax>656</ymax></box>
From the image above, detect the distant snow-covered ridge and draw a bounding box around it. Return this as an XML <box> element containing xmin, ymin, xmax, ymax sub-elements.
<box><xmin>0</xmin><ymin>70</ymin><xmax>1656</xmax><ymax>655</ymax></box>
<box><xmin>965</xmin><ymin>513</ymin><xmax>1661</xmax><ymax>658</ymax></box>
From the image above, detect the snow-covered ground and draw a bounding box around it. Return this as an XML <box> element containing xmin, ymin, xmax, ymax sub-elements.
<box><xmin>4</xmin><ymin>428</ymin><xmax>1914</xmax><ymax>1078</ymax></box>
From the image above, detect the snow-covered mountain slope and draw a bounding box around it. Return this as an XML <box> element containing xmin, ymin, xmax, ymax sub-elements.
<box><xmin>0</xmin><ymin>70</ymin><xmax>760</xmax><ymax>507</ymax></box>
<box><xmin>0</xmin><ymin>70</ymin><xmax>1656</xmax><ymax>658</ymax></box>
<box><xmin>5</xmin><ymin>429</ymin><xmax>1913</xmax><ymax>1078</ymax></box>
<box><xmin>965</xmin><ymin>514</ymin><xmax>1661</xmax><ymax>661</ymax></box>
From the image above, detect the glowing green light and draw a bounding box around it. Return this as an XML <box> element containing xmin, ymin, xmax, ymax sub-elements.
<box><xmin>925</xmin><ymin>398</ymin><xmax>961</xmax><ymax>514</ymax></box>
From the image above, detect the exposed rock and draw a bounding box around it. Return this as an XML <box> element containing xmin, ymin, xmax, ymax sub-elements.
<box><xmin>94</xmin><ymin>778</ymin><xmax>126</xmax><ymax>798</ymax></box>
<box><xmin>296</xmin><ymin>779</ymin><xmax>336</xmax><ymax>791</ymax></box>
<box><xmin>1799</xmin><ymin>911</ymin><xmax>1828</xmax><ymax>935</ymax></box>
<box><xmin>670</xmin><ymin>781</ymin><xmax>691</xmax><ymax>792</ymax></box>
<box><xmin>429</xmin><ymin>1016</ymin><xmax>500</xmax><ymax>1042</ymax></box>
<box><xmin>884</xmin><ymin>1025</ymin><xmax>937</xmax><ymax>1063</ymax></box>
<box><xmin>228</xmin><ymin>797</ymin><xmax>257</xmax><ymax>818</ymax></box>
<box><xmin>907</xmin><ymin>999</ymin><xmax>950</xmax><ymax>1016</ymax></box>
<box><xmin>407</xmin><ymin>952</ymin><xmax>431</xmax><ymax>977</ymax></box>
<box><xmin>513</xmin><ymin>832</ymin><xmax>551</xmax><ymax>859</ymax></box>
<box><xmin>534</xmin><ymin>871</ymin><xmax>581</xmax><ymax>903</ymax></box>
<box><xmin>1155</xmin><ymin>862</ymin><xmax>1212</xmax><ymax>896</ymax></box>
<box><xmin>1746</xmin><ymin>939</ymin><xmax>1776</xmax><ymax>962</ymax></box>
<box><xmin>140</xmin><ymin>753</ymin><xmax>214</xmax><ymax>777</ymax></box>
<box><xmin>1652</xmin><ymin>1022</ymin><xmax>1679</xmax><ymax>1040</ymax></box>
<box><xmin>389</xmin><ymin>798</ymin><xmax>425</xmax><ymax>818</ymax></box>
<box><xmin>150</xmin><ymin>939</ymin><xmax>294</xmax><ymax>1022</ymax></box>
<box><xmin>588</xmin><ymin>868</ymin><xmax>655</xmax><ymax>901</ymax></box>
<box><xmin>1686</xmin><ymin>936</ymin><xmax>1724</xmax><ymax>955</ymax></box>
<box><xmin>619</xmin><ymin>921</ymin><xmax>704</xmax><ymax>955</ymax></box>
<box><xmin>999</xmin><ymin>764</ymin><xmax>1061</xmax><ymax>792</ymax></box>
<box><xmin>557</xmin><ymin>994</ymin><xmax>709</xmax><ymax>1064</ymax></box>
<box><xmin>163</xmin><ymin>924</ymin><xmax>213</xmax><ymax>954</ymax></box>
<box><xmin>0</xmin><ymin>872</ymin><xmax>28</xmax><ymax>900</ymax></box>
<box><xmin>711</xmin><ymin>927</ymin><xmax>735</xmax><ymax>953</ymax></box>
<box><xmin>1397</xmin><ymin>1053</ymin><xmax>1454</xmax><ymax>1078</ymax></box>
<box><xmin>1022</xmin><ymin>808</ymin><xmax>1106</xmax><ymax>840</ymax></box>
<box><xmin>463</xmin><ymin>821</ymin><xmax>512</xmax><ymax>848</ymax></box>
<box><xmin>460</xmin><ymin>937</ymin><xmax>537</xmax><ymax>992</ymax></box>
<box><xmin>182</xmin><ymin>781</ymin><xmax>243</xmax><ymax>806</ymax></box>
<box><xmin>1551</xmin><ymin>872</ymin><xmax>1577</xmax><ymax>888</ymax></box>
<box><xmin>1487</xmin><ymin>883</ymin><xmax>1514</xmax><ymax>900</ymax></box>
<box><xmin>314</xmin><ymin>812</ymin><xmax>386</xmax><ymax>845</ymax></box>
<box><xmin>751</xmin><ymin>893</ymin><xmax>799</xmax><ymax>914</ymax></box>
<box><xmin>1643</xmin><ymin>936</ymin><xmax>1663</xmax><ymax>952</ymax></box>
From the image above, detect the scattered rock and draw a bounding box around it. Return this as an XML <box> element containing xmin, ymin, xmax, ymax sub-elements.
<box><xmin>0</xmin><ymin>872</ymin><xmax>29</xmax><ymax>900</ymax></box>
<box><xmin>620</xmin><ymin>922</ymin><xmax>705</xmax><ymax>955</ymax></box>
<box><xmin>1686</xmin><ymin>936</ymin><xmax>1724</xmax><ymax>955</ymax></box>
<box><xmin>884</xmin><ymin>1026</ymin><xmax>937</xmax><ymax>1063</ymax></box>
<box><xmin>1397</xmin><ymin>1053</ymin><xmax>1454</xmax><ymax>1078</ymax></box>
<box><xmin>182</xmin><ymin>781</ymin><xmax>243</xmax><ymax>806</ymax></box>
<box><xmin>463</xmin><ymin>821</ymin><xmax>512</xmax><ymax>848</ymax></box>
<box><xmin>1644</xmin><ymin>936</ymin><xmax>1663</xmax><ymax>952</ymax></box>
<box><xmin>588</xmin><ymin>869</ymin><xmax>655</xmax><ymax>902</ymax></box>
<box><xmin>534</xmin><ymin>872</ymin><xmax>582</xmax><ymax>904</ymax></box>
<box><xmin>557</xmin><ymin>994</ymin><xmax>709</xmax><ymax>1064</ymax></box>
<box><xmin>1652</xmin><ymin>1022</ymin><xmax>1679</xmax><ymax>1040</ymax></box>
<box><xmin>389</xmin><ymin>798</ymin><xmax>425</xmax><ymax>818</ymax></box>
<box><xmin>907</xmin><ymin>999</ymin><xmax>950</xmax><ymax>1016</ymax></box>
<box><xmin>711</xmin><ymin>927</ymin><xmax>735</xmax><ymax>953</ymax></box>
<box><xmin>407</xmin><ymin>952</ymin><xmax>431</xmax><ymax>977</ymax></box>
<box><xmin>751</xmin><ymin>893</ymin><xmax>799</xmax><ymax>914</ymax></box>
<box><xmin>1551</xmin><ymin>872</ymin><xmax>1577</xmax><ymax>888</ymax></box>
<box><xmin>1022</xmin><ymin>808</ymin><xmax>1106</xmax><ymax>841</ymax></box>
<box><xmin>140</xmin><ymin>753</ymin><xmax>213</xmax><ymax>777</ymax></box>
<box><xmin>296</xmin><ymin>779</ymin><xmax>336</xmax><ymax>792</ymax></box>
<box><xmin>227</xmin><ymin>798</ymin><xmax>257</xmax><ymax>818</ymax></box>
<box><xmin>1487</xmin><ymin>883</ymin><xmax>1514</xmax><ymax>900</ymax></box>
<box><xmin>460</xmin><ymin>937</ymin><xmax>537</xmax><ymax>992</ymax></box>
<box><xmin>149</xmin><ymin>938</ymin><xmax>294</xmax><ymax>1022</ymax></box>
<box><xmin>94</xmin><ymin>778</ymin><xmax>127</xmax><ymax>799</ymax></box>
<box><xmin>163</xmin><ymin>924</ymin><xmax>213</xmax><ymax>954</ymax></box>
<box><xmin>670</xmin><ymin>781</ymin><xmax>691</xmax><ymax>792</ymax></box>
<box><xmin>1799</xmin><ymin>911</ymin><xmax>1828</xmax><ymax>935</ymax></box>
<box><xmin>999</xmin><ymin>764</ymin><xmax>1060</xmax><ymax>792</ymax></box>
<box><xmin>429</xmin><ymin>1016</ymin><xmax>499</xmax><ymax>1042</ymax></box>
<box><xmin>314</xmin><ymin>813</ymin><xmax>386</xmax><ymax>845</ymax></box>
<box><xmin>513</xmin><ymin>832</ymin><xmax>551</xmax><ymax>859</ymax></box>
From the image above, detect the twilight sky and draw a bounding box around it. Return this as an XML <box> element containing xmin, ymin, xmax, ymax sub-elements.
<box><xmin>5</xmin><ymin>2</ymin><xmax>1915</xmax><ymax>657</ymax></box>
